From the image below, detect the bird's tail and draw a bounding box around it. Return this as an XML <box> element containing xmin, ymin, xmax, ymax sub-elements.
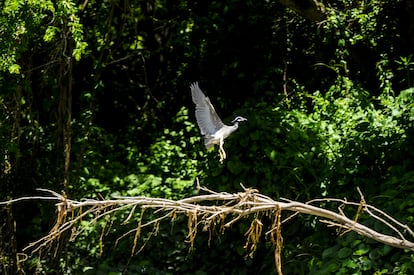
<box><xmin>204</xmin><ymin>136</ymin><xmax>215</xmax><ymax>149</ymax></box>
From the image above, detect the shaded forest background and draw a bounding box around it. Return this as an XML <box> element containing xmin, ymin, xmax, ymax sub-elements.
<box><xmin>1</xmin><ymin>0</ymin><xmax>414</xmax><ymax>274</ymax></box>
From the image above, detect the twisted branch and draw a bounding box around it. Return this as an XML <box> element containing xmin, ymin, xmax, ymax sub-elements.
<box><xmin>2</xmin><ymin>185</ymin><xmax>414</xmax><ymax>275</ymax></box>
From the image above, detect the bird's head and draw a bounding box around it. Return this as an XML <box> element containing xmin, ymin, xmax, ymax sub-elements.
<box><xmin>231</xmin><ymin>116</ymin><xmax>248</xmax><ymax>124</ymax></box>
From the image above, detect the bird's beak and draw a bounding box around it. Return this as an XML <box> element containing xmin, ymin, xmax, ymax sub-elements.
<box><xmin>231</xmin><ymin>117</ymin><xmax>248</xmax><ymax>123</ymax></box>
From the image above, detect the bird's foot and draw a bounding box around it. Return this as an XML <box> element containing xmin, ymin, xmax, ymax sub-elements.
<box><xmin>218</xmin><ymin>148</ymin><xmax>226</xmax><ymax>164</ymax></box>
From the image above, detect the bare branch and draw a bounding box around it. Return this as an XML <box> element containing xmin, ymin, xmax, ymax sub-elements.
<box><xmin>2</xmin><ymin>186</ymin><xmax>414</xmax><ymax>274</ymax></box>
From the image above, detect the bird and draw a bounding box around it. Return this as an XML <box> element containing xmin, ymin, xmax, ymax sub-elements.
<box><xmin>190</xmin><ymin>82</ymin><xmax>247</xmax><ymax>163</ymax></box>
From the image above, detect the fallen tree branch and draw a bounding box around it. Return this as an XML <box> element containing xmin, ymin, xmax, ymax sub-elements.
<box><xmin>2</xmin><ymin>185</ymin><xmax>414</xmax><ymax>275</ymax></box>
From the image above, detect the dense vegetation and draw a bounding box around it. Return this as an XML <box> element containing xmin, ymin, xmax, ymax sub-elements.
<box><xmin>1</xmin><ymin>0</ymin><xmax>414</xmax><ymax>274</ymax></box>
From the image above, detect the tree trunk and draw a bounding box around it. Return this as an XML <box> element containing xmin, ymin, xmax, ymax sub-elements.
<box><xmin>278</xmin><ymin>0</ymin><xmax>326</xmax><ymax>21</ymax></box>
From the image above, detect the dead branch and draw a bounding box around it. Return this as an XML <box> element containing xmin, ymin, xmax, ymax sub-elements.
<box><xmin>2</xmin><ymin>186</ymin><xmax>414</xmax><ymax>274</ymax></box>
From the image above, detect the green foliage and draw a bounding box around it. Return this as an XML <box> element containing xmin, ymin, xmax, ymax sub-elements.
<box><xmin>0</xmin><ymin>0</ymin><xmax>87</xmax><ymax>72</ymax></box>
<box><xmin>324</xmin><ymin>0</ymin><xmax>384</xmax><ymax>47</ymax></box>
<box><xmin>396</xmin><ymin>55</ymin><xmax>414</xmax><ymax>87</ymax></box>
<box><xmin>203</xmin><ymin>75</ymin><xmax>414</xmax><ymax>273</ymax></box>
<box><xmin>315</xmin><ymin>0</ymin><xmax>407</xmax><ymax>92</ymax></box>
<box><xmin>22</xmin><ymin>107</ymin><xmax>203</xmax><ymax>273</ymax></box>
<box><xmin>206</xmin><ymin>76</ymin><xmax>413</xmax><ymax>197</ymax></box>
<box><xmin>72</xmin><ymin>107</ymin><xmax>201</xmax><ymax>200</ymax></box>
<box><xmin>1</xmin><ymin>0</ymin><xmax>49</xmax><ymax>73</ymax></box>
<box><xmin>282</xmin><ymin>83</ymin><xmax>414</xmax><ymax>273</ymax></box>
<box><xmin>309</xmin><ymin>232</ymin><xmax>414</xmax><ymax>274</ymax></box>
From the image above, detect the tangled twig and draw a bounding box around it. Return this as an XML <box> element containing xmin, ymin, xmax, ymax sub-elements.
<box><xmin>2</xmin><ymin>185</ymin><xmax>414</xmax><ymax>275</ymax></box>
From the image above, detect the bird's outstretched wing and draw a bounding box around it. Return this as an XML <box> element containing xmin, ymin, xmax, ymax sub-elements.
<box><xmin>190</xmin><ymin>82</ymin><xmax>224</xmax><ymax>136</ymax></box>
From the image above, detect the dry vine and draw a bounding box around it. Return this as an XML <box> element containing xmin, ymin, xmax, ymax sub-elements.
<box><xmin>2</xmin><ymin>183</ymin><xmax>414</xmax><ymax>275</ymax></box>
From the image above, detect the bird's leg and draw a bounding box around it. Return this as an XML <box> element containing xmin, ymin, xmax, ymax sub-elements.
<box><xmin>221</xmin><ymin>147</ymin><xmax>226</xmax><ymax>160</ymax></box>
<box><xmin>218</xmin><ymin>149</ymin><xmax>224</xmax><ymax>163</ymax></box>
<box><xmin>218</xmin><ymin>138</ymin><xmax>226</xmax><ymax>163</ymax></box>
